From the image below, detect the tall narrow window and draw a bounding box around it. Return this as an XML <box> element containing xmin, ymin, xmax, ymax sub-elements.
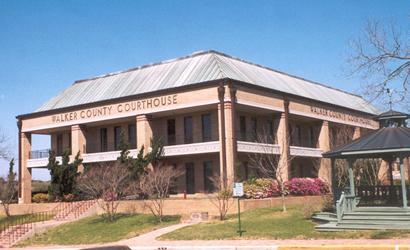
<box><xmin>201</xmin><ymin>114</ymin><xmax>212</xmax><ymax>142</ymax></box>
<box><xmin>128</xmin><ymin>124</ymin><xmax>136</xmax><ymax>149</ymax></box>
<box><xmin>114</xmin><ymin>126</ymin><xmax>122</xmax><ymax>150</ymax></box>
<box><xmin>56</xmin><ymin>133</ymin><xmax>63</xmax><ymax>155</ymax></box>
<box><xmin>309</xmin><ymin>126</ymin><xmax>315</xmax><ymax>148</ymax></box>
<box><xmin>239</xmin><ymin>116</ymin><xmax>246</xmax><ymax>141</ymax></box>
<box><xmin>250</xmin><ymin>117</ymin><xmax>257</xmax><ymax>142</ymax></box>
<box><xmin>100</xmin><ymin>128</ymin><xmax>108</xmax><ymax>152</ymax></box>
<box><xmin>203</xmin><ymin>161</ymin><xmax>214</xmax><ymax>193</ymax></box>
<box><xmin>265</xmin><ymin>120</ymin><xmax>274</xmax><ymax>143</ymax></box>
<box><xmin>185</xmin><ymin>162</ymin><xmax>195</xmax><ymax>194</ymax></box>
<box><xmin>167</xmin><ymin>119</ymin><xmax>176</xmax><ymax>145</ymax></box>
<box><xmin>296</xmin><ymin>125</ymin><xmax>301</xmax><ymax>146</ymax></box>
<box><xmin>184</xmin><ymin>116</ymin><xmax>193</xmax><ymax>144</ymax></box>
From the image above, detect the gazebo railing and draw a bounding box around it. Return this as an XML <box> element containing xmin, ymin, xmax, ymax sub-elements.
<box><xmin>355</xmin><ymin>185</ymin><xmax>410</xmax><ymax>206</ymax></box>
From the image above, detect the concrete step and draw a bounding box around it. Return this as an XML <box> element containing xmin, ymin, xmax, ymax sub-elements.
<box><xmin>312</xmin><ymin>212</ymin><xmax>337</xmax><ymax>223</ymax></box>
<box><xmin>354</xmin><ymin>207</ymin><xmax>410</xmax><ymax>213</ymax></box>
<box><xmin>343</xmin><ymin>215</ymin><xmax>410</xmax><ymax>221</ymax></box>
<box><xmin>345</xmin><ymin>212</ymin><xmax>410</xmax><ymax>217</ymax></box>
<box><xmin>316</xmin><ymin>222</ymin><xmax>410</xmax><ymax>231</ymax></box>
<box><xmin>340</xmin><ymin>220</ymin><xmax>410</xmax><ymax>225</ymax></box>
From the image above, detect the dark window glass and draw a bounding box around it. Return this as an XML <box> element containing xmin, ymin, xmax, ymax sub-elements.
<box><xmin>167</xmin><ymin>119</ymin><xmax>176</xmax><ymax>145</ymax></box>
<box><xmin>250</xmin><ymin>117</ymin><xmax>257</xmax><ymax>141</ymax></box>
<box><xmin>56</xmin><ymin>134</ymin><xmax>63</xmax><ymax>155</ymax></box>
<box><xmin>296</xmin><ymin>125</ymin><xmax>301</xmax><ymax>146</ymax></box>
<box><xmin>128</xmin><ymin>124</ymin><xmax>136</xmax><ymax>149</ymax></box>
<box><xmin>185</xmin><ymin>162</ymin><xmax>195</xmax><ymax>194</ymax></box>
<box><xmin>309</xmin><ymin>126</ymin><xmax>315</xmax><ymax>148</ymax></box>
<box><xmin>289</xmin><ymin>125</ymin><xmax>293</xmax><ymax>145</ymax></box>
<box><xmin>100</xmin><ymin>128</ymin><xmax>108</xmax><ymax>152</ymax></box>
<box><xmin>203</xmin><ymin>161</ymin><xmax>214</xmax><ymax>193</ymax></box>
<box><xmin>184</xmin><ymin>116</ymin><xmax>193</xmax><ymax>144</ymax></box>
<box><xmin>239</xmin><ymin>116</ymin><xmax>246</xmax><ymax>141</ymax></box>
<box><xmin>266</xmin><ymin>120</ymin><xmax>274</xmax><ymax>144</ymax></box>
<box><xmin>114</xmin><ymin>126</ymin><xmax>122</xmax><ymax>150</ymax></box>
<box><xmin>201</xmin><ymin>114</ymin><xmax>212</xmax><ymax>142</ymax></box>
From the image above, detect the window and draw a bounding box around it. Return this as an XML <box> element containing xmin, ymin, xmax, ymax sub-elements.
<box><xmin>114</xmin><ymin>126</ymin><xmax>122</xmax><ymax>150</ymax></box>
<box><xmin>128</xmin><ymin>124</ymin><xmax>136</xmax><ymax>149</ymax></box>
<box><xmin>265</xmin><ymin>120</ymin><xmax>274</xmax><ymax>143</ymax></box>
<box><xmin>309</xmin><ymin>126</ymin><xmax>315</xmax><ymax>148</ymax></box>
<box><xmin>295</xmin><ymin>125</ymin><xmax>301</xmax><ymax>146</ymax></box>
<box><xmin>250</xmin><ymin>117</ymin><xmax>257</xmax><ymax>141</ymax></box>
<box><xmin>56</xmin><ymin>133</ymin><xmax>63</xmax><ymax>155</ymax></box>
<box><xmin>167</xmin><ymin>119</ymin><xmax>176</xmax><ymax>145</ymax></box>
<box><xmin>100</xmin><ymin>128</ymin><xmax>108</xmax><ymax>152</ymax></box>
<box><xmin>184</xmin><ymin>116</ymin><xmax>193</xmax><ymax>143</ymax></box>
<box><xmin>239</xmin><ymin>116</ymin><xmax>246</xmax><ymax>141</ymax></box>
<box><xmin>201</xmin><ymin>114</ymin><xmax>212</xmax><ymax>142</ymax></box>
<box><xmin>203</xmin><ymin>161</ymin><xmax>214</xmax><ymax>193</ymax></box>
<box><xmin>185</xmin><ymin>162</ymin><xmax>195</xmax><ymax>194</ymax></box>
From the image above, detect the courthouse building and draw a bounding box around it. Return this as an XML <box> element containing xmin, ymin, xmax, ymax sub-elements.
<box><xmin>17</xmin><ymin>51</ymin><xmax>379</xmax><ymax>203</ymax></box>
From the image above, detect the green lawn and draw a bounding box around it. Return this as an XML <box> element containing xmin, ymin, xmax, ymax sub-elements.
<box><xmin>159</xmin><ymin>206</ymin><xmax>410</xmax><ymax>240</ymax></box>
<box><xmin>0</xmin><ymin>213</ymin><xmax>54</xmax><ymax>229</ymax></box>
<box><xmin>18</xmin><ymin>214</ymin><xmax>180</xmax><ymax>246</ymax></box>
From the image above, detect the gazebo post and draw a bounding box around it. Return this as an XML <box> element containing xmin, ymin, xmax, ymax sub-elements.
<box><xmin>347</xmin><ymin>158</ymin><xmax>355</xmax><ymax>196</ymax></box>
<box><xmin>388</xmin><ymin>159</ymin><xmax>394</xmax><ymax>186</ymax></box>
<box><xmin>399</xmin><ymin>157</ymin><xmax>408</xmax><ymax>208</ymax></box>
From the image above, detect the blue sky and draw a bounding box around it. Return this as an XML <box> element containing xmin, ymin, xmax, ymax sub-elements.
<box><xmin>0</xmin><ymin>0</ymin><xmax>408</xmax><ymax>180</ymax></box>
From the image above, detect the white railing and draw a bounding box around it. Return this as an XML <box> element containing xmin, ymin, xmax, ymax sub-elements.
<box><xmin>289</xmin><ymin>146</ymin><xmax>322</xmax><ymax>157</ymax></box>
<box><xmin>336</xmin><ymin>191</ymin><xmax>357</xmax><ymax>223</ymax></box>
<box><xmin>27</xmin><ymin>141</ymin><xmax>220</xmax><ymax>168</ymax></box>
<box><xmin>237</xmin><ymin>141</ymin><xmax>280</xmax><ymax>154</ymax></box>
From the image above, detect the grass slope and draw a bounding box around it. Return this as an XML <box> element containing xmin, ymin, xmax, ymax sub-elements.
<box><xmin>160</xmin><ymin>206</ymin><xmax>410</xmax><ymax>240</ymax></box>
<box><xmin>19</xmin><ymin>214</ymin><xmax>180</xmax><ymax>246</ymax></box>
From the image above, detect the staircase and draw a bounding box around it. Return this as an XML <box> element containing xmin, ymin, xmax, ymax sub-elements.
<box><xmin>314</xmin><ymin>207</ymin><xmax>410</xmax><ymax>231</ymax></box>
<box><xmin>0</xmin><ymin>200</ymin><xmax>97</xmax><ymax>248</ymax></box>
<box><xmin>53</xmin><ymin>199</ymin><xmax>97</xmax><ymax>221</ymax></box>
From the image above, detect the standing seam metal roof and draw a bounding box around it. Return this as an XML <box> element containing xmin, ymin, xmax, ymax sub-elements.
<box><xmin>36</xmin><ymin>50</ymin><xmax>379</xmax><ymax>115</ymax></box>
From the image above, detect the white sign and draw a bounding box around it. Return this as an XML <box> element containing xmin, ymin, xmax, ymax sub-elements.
<box><xmin>233</xmin><ymin>182</ymin><xmax>244</xmax><ymax>197</ymax></box>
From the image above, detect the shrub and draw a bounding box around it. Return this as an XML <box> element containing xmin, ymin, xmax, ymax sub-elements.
<box><xmin>32</xmin><ymin>193</ymin><xmax>49</xmax><ymax>203</ymax></box>
<box><xmin>285</xmin><ymin>178</ymin><xmax>329</xmax><ymax>196</ymax></box>
<box><xmin>302</xmin><ymin>199</ymin><xmax>323</xmax><ymax>219</ymax></box>
<box><xmin>63</xmin><ymin>193</ymin><xmax>77</xmax><ymax>202</ymax></box>
<box><xmin>243</xmin><ymin>178</ymin><xmax>280</xmax><ymax>199</ymax></box>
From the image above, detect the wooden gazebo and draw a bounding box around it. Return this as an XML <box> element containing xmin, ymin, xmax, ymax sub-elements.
<box><xmin>315</xmin><ymin>110</ymin><xmax>410</xmax><ymax>231</ymax></box>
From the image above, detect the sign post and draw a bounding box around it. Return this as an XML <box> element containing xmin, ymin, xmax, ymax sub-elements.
<box><xmin>233</xmin><ymin>182</ymin><xmax>246</xmax><ymax>237</ymax></box>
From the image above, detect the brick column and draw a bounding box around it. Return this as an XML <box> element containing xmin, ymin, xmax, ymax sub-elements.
<box><xmin>318</xmin><ymin>121</ymin><xmax>331</xmax><ymax>183</ymax></box>
<box><xmin>218</xmin><ymin>85</ymin><xmax>226</xmax><ymax>186</ymax></box>
<box><xmin>71</xmin><ymin>125</ymin><xmax>86</xmax><ymax>172</ymax></box>
<box><xmin>276</xmin><ymin>100</ymin><xmax>290</xmax><ymax>181</ymax></box>
<box><xmin>224</xmin><ymin>84</ymin><xmax>237</xmax><ymax>186</ymax></box>
<box><xmin>18</xmin><ymin>122</ymin><xmax>32</xmax><ymax>204</ymax></box>
<box><xmin>136</xmin><ymin>114</ymin><xmax>153</xmax><ymax>151</ymax></box>
<box><xmin>353</xmin><ymin>126</ymin><xmax>361</xmax><ymax>140</ymax></box>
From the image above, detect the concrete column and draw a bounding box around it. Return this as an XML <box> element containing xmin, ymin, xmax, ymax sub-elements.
<box><xmin>318</xmin><ymin>121</ymin><xmax>331</xmax><ymax>183</ymax></box>
<box><xmin>276</xmin><ymin>100</ymin><xmax>290</xmax><ymax>181</ymax></box>
<box><xmin>71</xmin><ymin>125</ymin><xmax>86</xmax><ymax>172</ymax></box>
<box><xmin>136</xmin><ymin>114</ymin><xmax>153</xmax><ymax>151</ymax></box>
<box><xmin>353</xmin><ymin>127</ymin><xmax>361</xmax><ymax>140</ymax></box>
<box><xmin>19</xmin><ymin>130</ymin><xmax>32</xmax><ymax>204</ymax></box>
<box><xmin>224</xmin><ymin>84</ymin><xmax>237</xmax><ymax>186</ymax></box>
<box><xmin>218</xmin><ymin>85</ymin><xmax>226</xmax><ymax>186</ymax></box>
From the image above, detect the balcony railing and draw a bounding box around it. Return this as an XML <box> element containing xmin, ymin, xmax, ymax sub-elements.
<box><xmin>30</xmin><ymin>149</ymin><xmax>50</xmax><ymax>159</ymax></box>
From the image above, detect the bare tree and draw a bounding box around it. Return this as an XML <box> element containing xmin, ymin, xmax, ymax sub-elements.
<box><xmin>0</xmin><ymin>159</ymin><xmax>17</xmax><ymax>217</ymax></box>
<box><xmin>207</xmin><ymin>175</ymin><xmax>233</xmax><ymax>221</ymax></box>
<box><xmin>139</xmin><ymin>165</ymin><xmax>182</xmax><ymax>222</ymax></box>
<box><xmin>247</xmin><ymin>132</ymin><xmax>294</xmax><ymax>212</ymax></box>
<box><xmin>77</xmin><ymin>162</ymin><xmax>131</xmax><ymax>222</ymax></box>
<box><xmin>348</xmin><ymin>20</ymin><xmax>410</xmax><ymax>107</ymax></box>
<box><xmin>0</xmin><ymin>128</ymin><xmax>10</xmax><ymax>160</ymax></box>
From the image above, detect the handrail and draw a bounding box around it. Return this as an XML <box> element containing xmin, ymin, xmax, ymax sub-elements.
<box><xmin>0</xmin><ymin>210</ymin><xmax>56</xmax><ymax>246</ymax></box>
<box><xmin>336</xmin><ymin>191</ymin><xmax>356</xmax><ymax>223</ymax></box>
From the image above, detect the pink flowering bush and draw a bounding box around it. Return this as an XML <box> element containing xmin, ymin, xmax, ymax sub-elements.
<box><xmin>285</xmin><ymin>178</ymin><xmax>329</xmax><ymax>196</ymax></box>
<box><xmin>244</xmin><ymin>178</ymin><xmax>281</xmax><ymax>199</ymax></box>
<box><xmin>243</xmin><ymin>178</ymin><xmax>329</xmax><ymax>199</ymax></box>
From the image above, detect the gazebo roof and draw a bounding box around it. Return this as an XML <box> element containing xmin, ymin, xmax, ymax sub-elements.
<box><xmin>323</xmin><ymin>127</ymin><xmax>410</xmax><ymax>159</ymax></box>
<box><xmin>374</xmin><ymin>110</ymin><xmax>410</xmax><ymax>121</ymax></box>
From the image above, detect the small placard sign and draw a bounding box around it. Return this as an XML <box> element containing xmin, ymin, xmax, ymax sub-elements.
<box><xmin>233</xmin><ymin>182</ymin><xmax>244</xmax><ymax>197</ymax></box>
